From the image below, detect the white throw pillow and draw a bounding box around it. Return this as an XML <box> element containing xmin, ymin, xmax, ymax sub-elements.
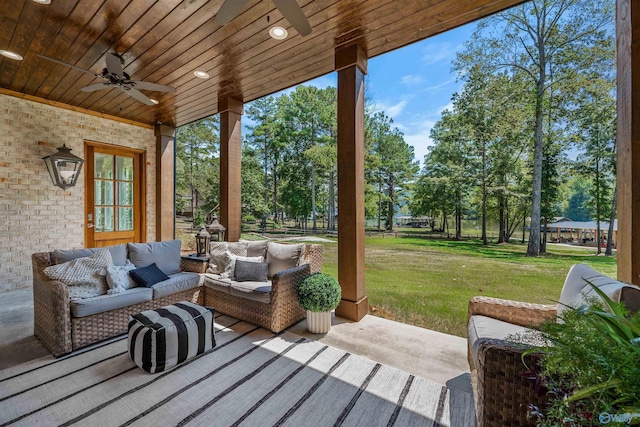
<box><xmin>106</xmin><ymin>260</ymin><xmax>137</xmax><ymax>294</ymax></box>
<box><xmin>44</xmin><ymin>249</ymin><xmax>112</xmax><ymax>300</ymax></box>
<box><xmin>219</xmin><ymin>253</ymin><xmax>263</xmax><ymax>280</ymax></box>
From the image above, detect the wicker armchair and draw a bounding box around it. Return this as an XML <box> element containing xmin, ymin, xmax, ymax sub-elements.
<box><xmin>468</xmin><ymin>264</ymin><xmax>640</xmax><ymax>427</ymax></box>
<box><xmin>203</xmin><ymin>244</ymin><xmax>323</xmax><ymax>333</ymax></box>
<box><xmin>468</xmin><ymin>296</ymin><xmax>557</xmax><ymax>427</ymax></box>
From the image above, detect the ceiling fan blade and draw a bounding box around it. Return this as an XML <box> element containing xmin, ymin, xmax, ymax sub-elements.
<box><xmin>272</xmin><ymin>0</ymin><xmax>311</xmax><ymax>36</ymax></box>
<box><xmin>129</xmin><ymin>81</ymin><xmax>176</xmax><ymax>93</ymax></box>
<box><xmin>105</xmin><ymin>53</ymin><xmax>124</xmax><ymax>78</ymax></box>
<box><xmin>37</xmin><ymin>54</ymin><xmax>100</xmax><ymax>78</ymax></box>
<box><xmin>122</xmin><ymin>87</ymin><xmax>155</xmax><ymax>105</ymax></box>
<box><xmin>214</xmin><ymin>0</ymin><xmax>251</xmax><ymax>26</ymax></box>
<box><xmin>79</xmin><ymin>82</ymin><xmax>111</xmax><ymax>92</ymax></box>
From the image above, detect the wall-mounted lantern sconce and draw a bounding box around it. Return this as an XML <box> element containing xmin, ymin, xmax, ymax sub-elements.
<box><xmin>42</xmin><ymin>144</ymin><xmax>85</xmax><ymax>190</ymax></box>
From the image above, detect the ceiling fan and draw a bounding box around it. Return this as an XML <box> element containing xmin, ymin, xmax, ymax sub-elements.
<box><xmin>214</xmin><ymin>0</ymin><xmax>312</xmax><ymax>37</ymax></box>
<box><xmin>36</xmin><ymin>53</ymin><xmax>176</xmax><ymax>105</ymax></box>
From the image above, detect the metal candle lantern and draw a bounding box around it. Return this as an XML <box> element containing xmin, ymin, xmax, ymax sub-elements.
<box><xmin>195</xmin><ymin>227</ymin><xmax>211</xmax><ymax>256</ymax></box>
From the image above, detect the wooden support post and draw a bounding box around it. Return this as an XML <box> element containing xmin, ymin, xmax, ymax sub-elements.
<box><xmin>617</xmin><ymin>0</ymin><xmax>640</xmax><ymax>284</ymax></box>
<box><xmin>155</xmin><ymin>124</ymin><xmax>175</xmax><ymax>242</ymax></box>
<box><xmin>335</xmin><ymin>44</ymin><xmax>368</xmax><ymax>321</ymax></box>
<box><xmin>219</xmin><ymin>97</ymin><xmax>243</xmax><ymax>242</ymax></box>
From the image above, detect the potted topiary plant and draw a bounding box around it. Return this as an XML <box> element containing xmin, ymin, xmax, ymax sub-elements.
<box><xmin>296</xmin><ymin>273</ymin><xmax>342</xmax><ymax>333</ymax></box>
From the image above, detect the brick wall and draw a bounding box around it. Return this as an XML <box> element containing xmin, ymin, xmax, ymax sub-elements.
<box><xmin>0</xmin><ymin>94</ymin><xmax>157</xmax><ymax>291</ymax></box>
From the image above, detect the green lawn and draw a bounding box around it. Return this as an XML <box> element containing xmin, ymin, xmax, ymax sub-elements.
<box><xmin>319</xmin><ymin>237</ymin><xmax>617</xmax><ymax>337</ymax></box>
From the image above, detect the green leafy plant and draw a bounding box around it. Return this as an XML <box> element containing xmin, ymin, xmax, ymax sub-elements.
<box><xmin>528</xmin><ymin>284</ymin><xmax>640</xmax><ymax>426</ymax></box>
<box><xmin>296</xmin><ymin>273</ymin><xmax>341</xmax><ymax>312</ymax></box>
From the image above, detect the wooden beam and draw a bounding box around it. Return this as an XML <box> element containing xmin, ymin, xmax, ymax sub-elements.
<box><xmin>155</xmin><ymin>124</ymin><xmax>176</xmax><ymax>242</ymax></box>
<box><xmin>617</xmin><ymin>0</ymin><xmax>640</xmax><ymax>285</ymax></box>
<box><xmin>335</xmin><ymin>44</ymin><xmax>368</xmax><ymax>321</ymax></box>
<box><xmin>218</xmin><ymin>97</ymin><xmax>243</xmax><ymax>242</ymax></box>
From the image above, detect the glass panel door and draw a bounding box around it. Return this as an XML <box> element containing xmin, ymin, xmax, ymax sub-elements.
<box><xmin>94</xmin><ymin>154</ymin><xmax>135</xmax><ymax>232</ymax></box>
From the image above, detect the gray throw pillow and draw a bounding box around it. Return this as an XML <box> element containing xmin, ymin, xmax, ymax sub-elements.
<box><xmin>266</xmin><ymin>242</ymin><xmax>304</xmax><ymax>278</ymax></box>
<box><xmin>234</xmin><ymin>260</ymin><xmax>268</xmax><ymax>282</ymax></box>
<box><xmin>209</xmin><ymin>241</ymin><xmax>248</xmax><ymax>274</ymax></box>
<box><xmin>128</xmin><ymin>240</ymin><xmax>181</xmax><ymax>275</ymax></box>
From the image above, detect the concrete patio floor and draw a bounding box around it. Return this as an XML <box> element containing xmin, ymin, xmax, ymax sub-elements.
<box><xmin>0</xmin><ymin>287</ymin><xmax>472</xmax><ymax>395</ymax></box>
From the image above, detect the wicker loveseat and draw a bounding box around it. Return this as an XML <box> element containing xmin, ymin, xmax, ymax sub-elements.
<box><xmin>202</xmin><ymin>241</ymin><xmax>323</xmax><ymax>333</ymax></box>
<box><xmin>467</xmin><ymin>264</ymin><xmax>640</xmax><ymax>427</ymax></box>
<box><xmin>32</xmin><ymin>240</ymin><xmax>205</xmax><ymax>357</ymax></box>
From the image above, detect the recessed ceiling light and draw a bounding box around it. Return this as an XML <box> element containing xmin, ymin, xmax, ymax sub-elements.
<box><xmin>150</xmin><ymin>99</ymin><xmax>159</xmax><ymax>105</ymax></box>
<box><xmin>269</xmin><ymin>26</ymin><xmax>288</xmax><ymax>40</ymax></box>
<box><xmin>0</xmin><ymin>50</ymin><xmax>23</xmax><ymax>61</ymax></box>
<box><xmin>194</xmin><ymin>70</ymin><xmax>209</xmax><ymax>79</ymax></box>
<box><xmin>32</xmin><ymin>0</ymin><xmax>52</xmax><ymax>4</ymax></box>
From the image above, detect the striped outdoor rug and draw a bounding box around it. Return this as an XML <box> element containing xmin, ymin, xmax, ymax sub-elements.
<box><xmin>0</xmin><ymin>314</ymin><xmax>475</xmax><ymax>427</ymax></box>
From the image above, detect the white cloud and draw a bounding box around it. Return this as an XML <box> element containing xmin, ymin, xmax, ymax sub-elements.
<box><xmin>421</xmin><ymin>41</ymin><xmax>463</xmax><ymax>65</ymax></box>
<box><xmin>436</xmin><ymin>102</ymin><xmax>454</xmax><ymax>115</ymax></box>
<box><xmin>424</xmin><ymin>76</ymin><xmax>458</xmax><ymax>92</ymax></box>
<box><xmin>386</xmin><ymin>100</ymin><xmax>408</xmax><ymax>118</ymax></box>
<box><xmin>401</xmin><ymin>74</ymin><xmax>424</xmax><ymax>86</ymax></box>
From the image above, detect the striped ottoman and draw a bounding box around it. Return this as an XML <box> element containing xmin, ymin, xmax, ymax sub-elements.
<box><xmin>128</xmin><ymin>301</ymin><xmax>216</xmax><ymax>373</ymax></box>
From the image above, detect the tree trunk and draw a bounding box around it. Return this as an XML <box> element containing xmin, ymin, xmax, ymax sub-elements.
<box><xmin>481</xmin><ymin>142</ymin><xmax>487</xmax><ymax>245</ymax></box>
<box><xmin>328</xmin><ymin>171</ymin><xmax>335</xmax><ymax>230</ymax></box>
<box><xmin>527</xmin><ymin>76</ymin><xmax>545</xmax><ymax>256</ymax></box>
<box><xmin>386</xmin><ymin>176</ymin><xmax>394</xmax><ymax>231</ymax></box>
<box><xmin>273</xmin><ymin>158</ymin><xmax>279</xmax><ymax>226</ymax></box>
<box><xmin>455</xmin><ymin>189</ymin><xmax>462</xmax><ymax>240</ymax></box>
<box><xmin>498</xmin><ymin>191</ymin><xmax>505</xmax><ymax>243</ymax></box>
<box><xmin>377</xmin><ymin>179</ymin><xmax>382</xmax><ymax>232</ymax></box>
<box><xmin>522</xmin><ymin>209</ymin><xmax>526</xmax><ymax>244</ymax></box>
<box><xmin>311</xmin><ymin>166</ymin><xmax>317</xmax><ymax>230</ymax></box>
<box><xmin>595</xmin><ymin>157</ymin><xmax>602</xmax><ymax>255</ymax></box>
<box><xmin>262</xmin><ymin>136</ymin><xmax>268</xmax><ymax>233</ymax></box>
<box><xmin>541</xmin><ymin>217</ymin><xmax>547</xmax><ymax>253</ymax></box>
<box><xmin>606</xmin><ymin>185</ymin><xmax>616</xmax><ymax>256</ymax></box>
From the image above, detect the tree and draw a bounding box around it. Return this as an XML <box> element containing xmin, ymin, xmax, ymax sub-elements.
<box><xmin>245</xmin><ymin>96</ymin><xmax>284</xmax><ymax>230</ymax></box>
<box><xmin>412</xmin><ymin>110</ymin><xmax>473</xmax><ymax>239</ymax></box>
<box><xmin>455</xmin><ymin>0</ymin><xmax>614</xmax><ymax>256</ymax></box>
<box><xmin>175</xmin><ymin>116</ymin><xmax>219</xmax><ymax>227</ymax></box>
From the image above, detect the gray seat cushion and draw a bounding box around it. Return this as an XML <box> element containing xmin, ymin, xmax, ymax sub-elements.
<box><xmin>150</xmin><ymin>272</ymin><xmax>202</xmax><ymax>299</ymax></box>
<box><xmin>70</xmin><ymin>287</ymin><xmax>152</xmax><ymax>318</ymax></box>
<box><xmin>246</xmin><ymin>240</ymin><xmax>268</xmax><ymax>258</ymax></box>
<box><xmin>229</xmin><ymin>280</ymin><xmax>272</xmax><ymax>303</ymax></box>
<box><xmin>54</xmin><ymin>243</ymin><xmax>128</xmax><ymax>266</ymax></box>
<box><xmin>467</xmin><ymin>315</ymin><xmax>534</xmax><ymax>365</ymax></box>
<box><xmin>128</xmin><ymin>240</ymin><xmax>181</xmax><ymax>275</ymax></box>
<box><xmin>203</xmin><ymin>274</ymin><xmax>272</xmax><ymax>303</ymax></box>
<box><xmin>203</xmin><ymin>274</ymin><xmax>233</xmax><ymax>294</ymax></box>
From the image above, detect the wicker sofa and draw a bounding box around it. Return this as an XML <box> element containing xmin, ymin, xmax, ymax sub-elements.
<box><xmin>202</xmin><ymin>241</ymin><xmax>323</xmax><ymax>333</ymax></box>
<box><xmin>33</xmin><ymin>239</ymin><xmax>323</xmax><ymax>357</ymax></box>
<box><xmin>467</xmin><ymin>264</ymin><xmax>640</xmax><ymax>427</ymax></box>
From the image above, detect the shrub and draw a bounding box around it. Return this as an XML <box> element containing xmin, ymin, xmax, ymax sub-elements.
<box><xmin>296</xmin><ymin>273</ymin><xmax>341</xmax><ymax>312</ymax></box>
<box><xmin>528</xmin><ymin>285</ymin><xmax>640</xmax><ymax>426</ymax></box>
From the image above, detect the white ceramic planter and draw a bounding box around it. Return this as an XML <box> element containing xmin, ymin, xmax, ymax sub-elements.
<box><xmin>306</xmin><ymin>310</ymin><xmax>332</xmax><ymax>334</ymax></box>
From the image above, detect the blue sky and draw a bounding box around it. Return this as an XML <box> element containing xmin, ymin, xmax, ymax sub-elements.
<box><xmin>245</xmin><ymin>22</ymin><xmax>476</xmax><ymax>167</ymax></box>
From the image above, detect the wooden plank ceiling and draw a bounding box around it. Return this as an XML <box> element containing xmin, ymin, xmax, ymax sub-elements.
<box><xmin>0</xmin><ymin>0</ymin><xmax>524</xmax><ymax>128</ymax></box>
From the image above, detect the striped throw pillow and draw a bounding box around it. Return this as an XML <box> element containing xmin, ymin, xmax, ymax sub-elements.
<box><xmin>128</xmin><ymin>301</ymin><xmax>215</xmax><ymax>373</ymax></box>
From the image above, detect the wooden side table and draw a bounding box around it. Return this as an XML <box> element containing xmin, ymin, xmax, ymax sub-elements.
<box><xmin>180</xmin><ymin>254</ymin><xmax>210</xmax><ymax>274</ymax></box>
